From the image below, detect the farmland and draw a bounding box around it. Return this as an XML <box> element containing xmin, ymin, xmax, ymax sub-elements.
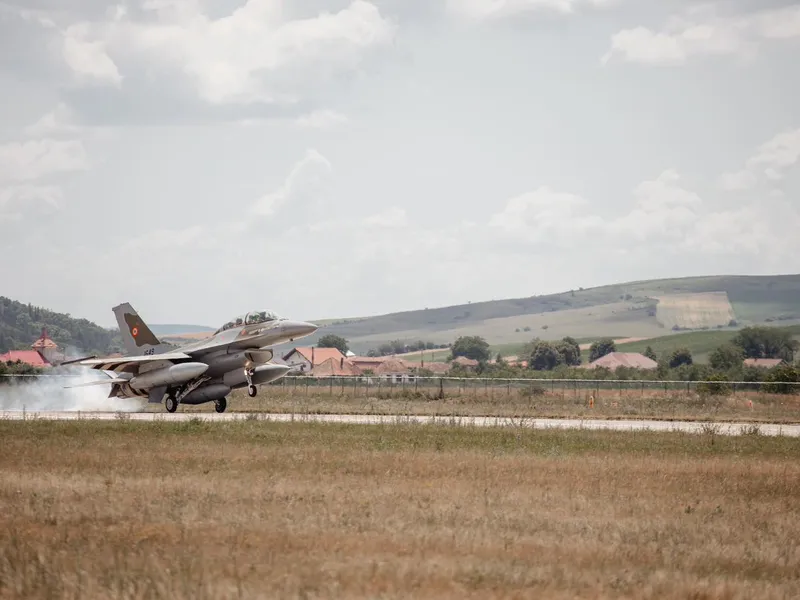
<box><xmin>282</xmin><ymin>274</ymin><xmax>800</xmax><ymax>355</ymax></box>
<box><xmin>2</xmin><ymin>419</ymin><xmax>799</xmax><ymax>599</ymax></box>
<box><xmin>149</xmin><ymin>275</ymin><xmax>800</xmax><ymax>360</ymax></box>
<box><xmin>653</xmin><ymin>292</ymin><xmax>736</xmax><ymax>330</ymax></box>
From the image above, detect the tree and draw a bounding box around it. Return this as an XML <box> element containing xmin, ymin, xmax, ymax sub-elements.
<box><xmin>555</xmin><ymin>337</ymin><xmax>581</xmax><ymax>366</ymax></box>
<box><xmin>317</xmin><ymin>334</ymin><xmax>349</xmax><ymax>355</ymax></box>
<box><xmin>732</xmin><ymin>326</ymin><xmax>799</xmax><ymax>361</ymax></box>
<box><xmin>644</xmin><ymin>346</ymin><xmax>657</xmax><ymax>361</ymax></box>
<box><xmin>528</xmin><ymin>341</ymin><xmax>562</xmax><ymax>371</ymax></box>
<box><xmin>709</xmin><ymin>343</ymin><xmax>744</xmax><ymax>371</ymax></box>
<box><xmin>451</xmin><ymin>336</ymin><xmax>491</xmax><ymax>362</ymax></box>
<box><xmin>589</xmin><ymin>338</ymin><xmax>616</xmax><ymax>362</ymax></box>
<box><xmin>669</xmin><ymin>347</ymin><xmax>693</xmax><ymax>368</ymax></box>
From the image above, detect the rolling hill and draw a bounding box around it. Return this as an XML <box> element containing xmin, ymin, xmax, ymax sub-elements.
<box><xmin>290</xmin><ymin>274</ymin><xmax>800</xmax><ymax>355</ymax></box>
<box><xmin>3</xmin><ymin>274</ymin><xmax>799</xmax><ymax>362</ymax></box>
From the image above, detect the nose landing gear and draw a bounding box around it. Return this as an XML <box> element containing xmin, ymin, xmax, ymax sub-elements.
<box><xmin>215</xmin><ymin>397</ymin><xmax>227</xmax><ymax>413</ymax></box>
<box><xmin>244</xmin><ymin>366</ymin><xmax>258</xmax><ymax>397</ymax></box>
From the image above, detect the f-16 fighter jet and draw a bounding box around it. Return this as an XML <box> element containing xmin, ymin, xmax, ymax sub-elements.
<box><xmin>66</xmin><ymin>303</ymin><xmax>317</xmax><ymax>413</ymax></box>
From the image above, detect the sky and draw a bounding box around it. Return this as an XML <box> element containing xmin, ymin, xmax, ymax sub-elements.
<box><xmin>0</xmin><ymin>0</ymin><xmax>798</xmax><ymax>328</ymax></box>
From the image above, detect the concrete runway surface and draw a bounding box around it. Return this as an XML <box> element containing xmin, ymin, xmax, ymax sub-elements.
<box><xmin>1</xmin><ymin>410</ymin><xmax>799</xmax><ymax>437</ymax></box>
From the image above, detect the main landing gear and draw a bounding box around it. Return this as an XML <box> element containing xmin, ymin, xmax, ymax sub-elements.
<box><xmin>215</xmin><ymin>397</ymin><xmax>227</xmax><ymax>413</ymax></box>
<box><xmin>165</xmin><ymin>394</ymin><xmax>178</xmax><ymax>413</ymax></box>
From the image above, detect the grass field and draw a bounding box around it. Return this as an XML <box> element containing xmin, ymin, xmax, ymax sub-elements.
<box><xmin>1</xmin><ymin>420</ymin><xmax>799</xmax><ymax>599</ymax></box>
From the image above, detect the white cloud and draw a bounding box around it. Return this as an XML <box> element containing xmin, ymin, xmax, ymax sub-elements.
<box><xmin>717</xmin><ymin>126</ymin><xmax>800</xmax><ymax>190</ymax></box>
<box><xmin>24</xmin><ymin>103</ymin><xmax>82</xmax><ymax>137</ymax></box>
<box><xmin>251</xmin><ymin>149</ymin><xmax>333</xmax><ymax>217</ymax></box>
<box><xmin>745</xmin><ymin>127</ymin><xmax>800</xmax><ymax>178</ymax></box>
<box><xmin>56</xmin><ymin>0</ymin><xmax>395</xmax><ymax>105</ymax></box>
<box><xmin>295</xmin><ymin>109</ymin><xmax>349</xmax><ymax>130</ymax></box>
<box><xmin>602</xmin><ymin>4</ymin><xmax>800</xmax><ymax>65</ymax></box>
<box><xmin>488</xmin><ymin>186</ymin><xmax>605</xmax><ymax>244</ymax></box>
<box><xmin>487</xmin><ymin>167</ymin><xmax>799</xmax><ymax>262</ymax></box>
<box><xmin>447</xmin><ymin>0</ymin><xmax>619</xmax><ymax>20</ymax></box>
<box><xmin>62</xmin><ymin>23</ymin><xmax>123</xmax><ymax>86</ymax></box>
<box><xmin>0</xmin><ymin>185</ymin><xmax>63</xmax><ymax>221</ymax></box>
<box><xmin>0</xmin><ymin>139</ymin><xmax>89</xmax><ymax>182</ymax></box>
<box><xmin>718</xmin><ymin>169</ymin><xmax>758</xmax><ymax>191</ymax></box>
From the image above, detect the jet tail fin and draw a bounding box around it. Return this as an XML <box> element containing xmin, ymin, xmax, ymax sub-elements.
<box><xmin>113</xmin><ymin>303</ymin><xmax>173</xmax><ymax>357</ymax></box>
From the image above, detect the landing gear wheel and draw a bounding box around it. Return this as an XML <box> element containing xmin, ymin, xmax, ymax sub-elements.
<box><xmin>215</xmin><ymin>397</ymin><xmax>227</xmax><ymax>413</ymax></box>
<box><xmin>247</xmin><ymin>384</ymin><xmax>257</xmax><ymax>398</ymax></box>
<box><xmin>165</xmin><ymin>395</ymin><xmax>178</xmax><ymax>413</ymax></box>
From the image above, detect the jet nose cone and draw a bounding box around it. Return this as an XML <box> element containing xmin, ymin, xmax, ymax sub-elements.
<box><xmin>299</xmin><ymin>321</ymin><xmax>318</xmax><ymax>337</ymax></box>
<box><xmin>283</xmin><ymin>320</ymin><xmax>318</xmax><ymax>339</ymax></box>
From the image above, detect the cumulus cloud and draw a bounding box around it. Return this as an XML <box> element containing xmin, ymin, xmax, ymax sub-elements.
<box><xmin>718</xmin><ymin>126</ymin><xmax>800</xmax><ymax>190</ymax></box>
<box><xmin>602</xmin><ymin>4</ymin><xmax>800</xmax><ymax>65</ymax></box>
<box><xmin>23</xmin><ymin>103</ymin><xmax>82</xmax><ymax>137</ymax></box>
<box><xmin>55</xmin><ymin>0</ymin><xmax>396</xmax><ymax>105</ymax></box>
<box><xmin>0</xmin><ymin>185</ymin><xmax>63</xmax><ymax>221</ymax></box>
<box><xmin>251</xmin><ymin>149</ymin><xmax>333</xmax><ymax>217</ymax></box>
<box><xmin>0</xmin><ymin>138</ymin><xmax>89</xmax><ymax>182</ymax></box>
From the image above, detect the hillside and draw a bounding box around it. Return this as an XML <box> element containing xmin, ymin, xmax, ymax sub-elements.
<box><xmin>295</xmin><ymin>274</ymin><xmax>800</xmax><ymax>354</ymax></box>
<box><xmin>0</xmin><ymin>297</ymin><xmax>122</xmax><ymax>357</ymax></box>
<box><xmin>3</xmin><ymin>274</ymin><xmax>799</xmax><ymax>361</ymax></box>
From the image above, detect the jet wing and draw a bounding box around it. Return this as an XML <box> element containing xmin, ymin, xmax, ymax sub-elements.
<box><xmin>64</xmin><ymin>377</ymin><xmax>131</xmax><ymax>389</ymax></box>
<box><xmin>78</xmin><ymin>352</ymin><xmax>193</xmax><ymax>373</ymax></box>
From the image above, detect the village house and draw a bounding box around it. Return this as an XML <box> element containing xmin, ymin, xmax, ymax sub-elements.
<box><xmin>0</xmin><ymin>328</ymin><xmax>64</xmax><ymax>368</ymax></box>
<box><xmin>743</xmin><ymin>358</ymin><xmax>785</xmax><ymax>369</ymax></box>
<box><xmin>279</xmin><ymin>347</ymin><xmax>348</xmax><ymax>375</ymax></box>
<box><xmin>583</xmin><ymin>352</ymin><xmax>658</xmax><ymax>371</ymax></box>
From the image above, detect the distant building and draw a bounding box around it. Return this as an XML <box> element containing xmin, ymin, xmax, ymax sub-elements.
<box><xmin>312</xmin><ymin>357</ymin><xmax>363</xmax><ymax>377</ymax></box>
<box><xmin>584</xmin><ymin>352</ymin><xmax>658</xmax><ymax>370</ymax></box>
<box><xmin>743</xmin><ymin>358</ymin><xmax>785</xmax><ymax>369</ymax></box>
<box><xmin>280</xmin><ymin>347</ymin><xmax>347</xmax><ymax>374</ymax></box>
<box><xmin>349</xmin><ymin>356</ymin><xmax>388</xmax><ymax>373</ymax></box>
<box><xmin>420</xmin><ymin>362</ymin><xmax>450</xmax><ymax>375</ymax></box>
<box><xmin>0</xmin><ymin>327</ymin><xmax>64</xmax><ymax>368</ymax></box>
<box><xmin>31</xmin><ymin>327</ymin><xmax>64</xmax><ymax>365</ymax></box>
<box><xmin>0</xmin><ymin>350</ymin><xmax>50</xmax><ymax>368</ymax></box>
<box><xmin>451</xmin><ymin>356</ymin><xmax>479</xmax><ymax>369</ymax></box>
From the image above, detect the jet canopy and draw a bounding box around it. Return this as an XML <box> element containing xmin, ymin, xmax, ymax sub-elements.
<box><xmin>215</xmin><ymin>310</ymin><xmax>282</xmax><ymax>334</ymax></box>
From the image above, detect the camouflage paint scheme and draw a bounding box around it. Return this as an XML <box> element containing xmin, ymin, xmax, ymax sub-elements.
<box><xmin>67</xmin><ymin>303</ymin><xmax>317</xmax><ymax>413</ymax></box>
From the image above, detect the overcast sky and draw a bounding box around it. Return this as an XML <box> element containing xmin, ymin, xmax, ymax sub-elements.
<box><xmin>0</xmin><ymin>0</ymin><xmax>798</xmax><ymax>328</ymax></box>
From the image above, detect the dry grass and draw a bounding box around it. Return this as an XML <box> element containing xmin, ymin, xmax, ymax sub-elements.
<box><xmin>1</xmin><ymin>420</ymin><xmax>799</xmax><ymax>599</ymax></box>
<box><xmin>168</xmin><ymin>384</ymin><xmax>800</xmax><ymax>424</ymax></box>
<box><xmin>654</xmin><ymin>292</ymin><xmax>736</xmax><ymax>330</ymax></box>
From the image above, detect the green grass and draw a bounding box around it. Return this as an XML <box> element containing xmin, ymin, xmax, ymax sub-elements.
<box><xmin>615</xmin><ymin>325</ymin><xmax>800</xmax><ymax>362</ymax></box>
<box><xmin>1</xmin><ymin>419</ymin><xmax>797</xmax><ymax>458</ymax></box>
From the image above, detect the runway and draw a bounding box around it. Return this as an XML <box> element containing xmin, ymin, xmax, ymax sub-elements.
<box><xmin>1</xmin><ymin>410</ymin><xmax>799</xmax><ymax>437</ymax></box>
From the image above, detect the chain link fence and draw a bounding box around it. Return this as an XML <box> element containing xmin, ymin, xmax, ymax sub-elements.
<box><xmin>266</xmin><ymin>375</ymin><xmax>800</xmax><ymax>400</ymax></box>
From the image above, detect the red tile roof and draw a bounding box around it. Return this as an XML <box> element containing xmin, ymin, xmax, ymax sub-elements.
<box><xmin>452</xmin><ymin>356</ymin><xmax>479</xmax><ymax>367</ymax></box>
<box><xmin>743</xmin><ymin>358</ymin><xmax>784</xmax><ymax>368</ymax></box>
<box><xmin>311</xmin><ymin>357</ymin><xmax>363</xmax><ymax>377</ymax></box>
<box><xmin>284</xmin><ymin>347</ymin><xmax>345</xmax><ymax>365</ymax></box>
<box><xmin>1</xmin><ymin>351</ymin><xmax>49</xmax><ymax>367</ymax></box>
<box><xmin>421</xmin><ymin>362</ymin><xmax>450</xmax><ymax>374</ymax></box>
<box><xmin>586</xmin><ymin>352</ymin><xmax>657</xmax><ymax>370</ymax></box>
<box><xmin>374</xmin><ymin>359</ymin><xmax>411</xmax><ymax>374</ymax></box>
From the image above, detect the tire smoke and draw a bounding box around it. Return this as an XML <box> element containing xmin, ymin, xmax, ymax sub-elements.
<box><xmin>0</xmin><ymin>367</ymin><xmax>143</xmax><ymax>412</ymax></box>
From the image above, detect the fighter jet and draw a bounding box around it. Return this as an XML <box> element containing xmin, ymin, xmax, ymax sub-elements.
<box><xmin>65</xmin><ymin>303</ymin><xmax>318</xmax><ymax>413</ymax></box>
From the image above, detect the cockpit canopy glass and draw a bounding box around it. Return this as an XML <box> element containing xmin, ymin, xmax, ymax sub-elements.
<box><xmin>215</xmin><ymin>310</ymin><xmax>282</xmax><ymax>334</ymax></box>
